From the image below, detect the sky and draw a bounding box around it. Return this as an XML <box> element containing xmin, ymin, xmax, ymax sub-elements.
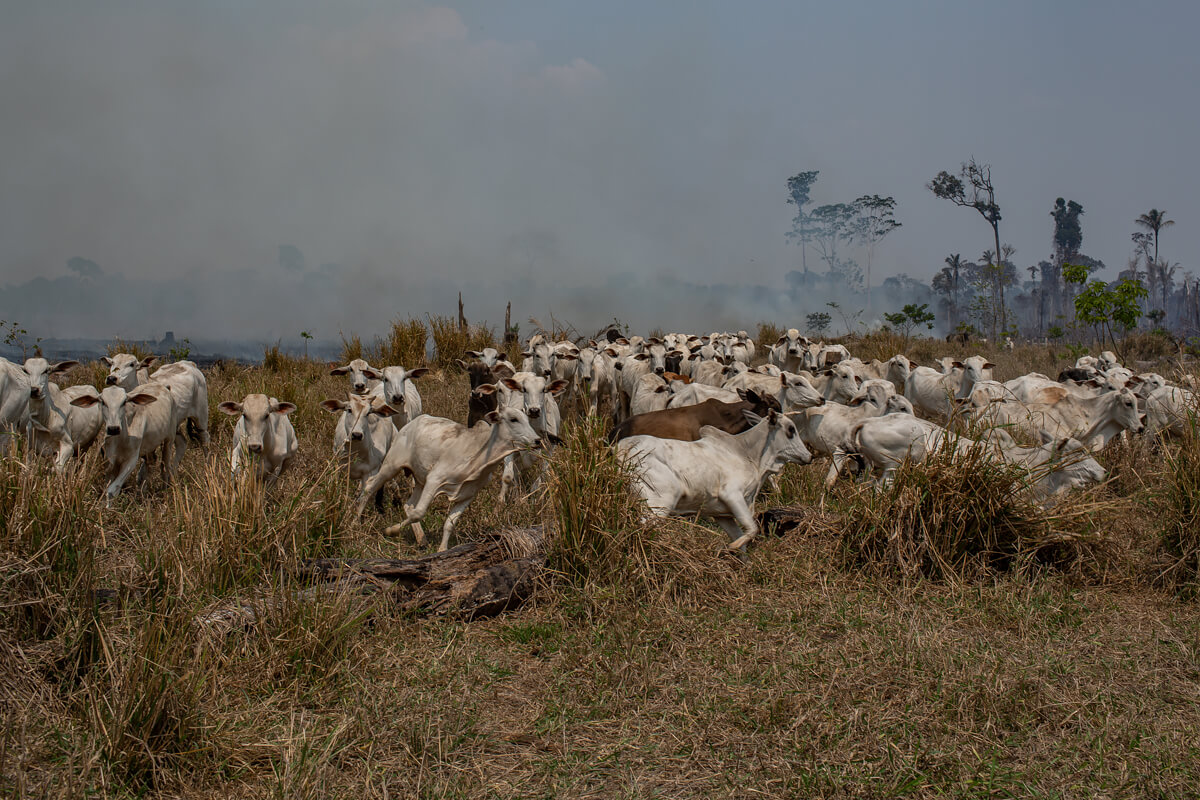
<box><xmin>1</xmin><ymin>0</ymin><xmax>1197</xmax><ymax>342</ymax></box>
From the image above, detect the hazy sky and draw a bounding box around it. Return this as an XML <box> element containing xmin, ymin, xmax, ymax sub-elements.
<box><xmin>2</xmin><ymin>1</ymin><xmax>1197</xmax><ymax>340</ymax></box>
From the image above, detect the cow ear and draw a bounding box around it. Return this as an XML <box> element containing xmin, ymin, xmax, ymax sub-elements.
<box><xmin>648</xmin><ymin>337</ymin><xmax>662</xmax><ymax>344</ymax></box>
<box><xmin>501</xmin><ymin>378</ymin><xmax>522</xmax><ymax>392</ymax></box>
<box><xmin>100</xmin><ymin>356</ymin><xmax>113</xmax><ymax>367</ymax></box>
<box><xmin>1128</xmin><ymin>375</ymin><xmax>1143</xmax><ymax>384</ymax></box>
<box><xmin>633</xmin><ymin>353</ymin><xmax>650</xmax><ymax>361</ymax></box>
<box><xmin>493</xmin><ymin>363</ymin><xmax>515</xmax><ymax>380</ymax></box>
<box><xmin>742</xmin><ymin>410</ymin><xmax>763</xmax><ymax>426</ymax></box>
<box><xmin>409</xmin><ymin>368</ymin><xmax>430</xmax><ymax>379</ymax></box>
<box><xmin>374</xmin><ymin>403</ymin><xmax>399</xmax><ymax>418</ymax></box>
<box><xmin>687</xmin><ymin>353</ymin><xmax>700</xmax><ymax>361</ymax></box>
<box><xmin>767</xmin><ymin>409</ymin><xmax>780</xmax><ymax>425</ymax></box>
<box><xmin>820</xmin><ymin>369</ymin><xmax>833</xmax><ymax>377</ymax></box>
<box><xmin>951</xmin><ymin>361</ymin><xmax>964</xmax><ymax>369</ymax></box>
<box><xmin>474</xmin><ymin>383</ymin><xmax>498</xmax><ymax>396</ymax></box>
<box><xmin>465</xmin><ymin>350</ymin><xmax>482</xmax><ymax>358</ymax></box>
<box><xmin>604</xmin><ymin>348</ymin><xmax>619</xmax><ymax>357</ymax></box>
<box><xmin>273</xmin><ymin>402</ymin><xmax>297</xmax><ymax>415</ymax></box>
<box><xmin>361</xmin><ymin>367</ymin><xmax>382</xmax><ymax>380</ymax></box>
<box><xmin>558</xmin><ymin>353</ymin><xmax>578</xmax><ymax>361</ymax></box>
<box><xmin>983</xmin><ymin>362</ymin><xmax>996</xmax><ymax>370</ymax></box>
<box><xmin>51</xmin><ymin>360</ymin><xmax>81</xmax><ymax>374</ymax></box>
<box><xmin>329</xmin><ymin>366</ymin><xmax>350</xmax><ymax>376</ymax></box>
<box><xmin>320</xmin><ymin>399</ymin><xmax>347</xmax><ymax>413</ymax></box>
<box><xmin>547</xmin><ymin>379</ymin><xmax>569</xmax><ymax>396</ymax></box>
<box><xmin>484</xmin><ymin>410</ymin><xmax>501</xmax><ymax>424</ymax></box>
<box><xmin>850</xmin><ymin>393</ymin><xmax>868</xmax><ymax>406</ymax></box>
<box><xmin>70</xmin><ymin>394</ymin><xmax>100</xmax><ymax>408</ymax></box>
<box><xmin>615</xmin><ymin>337</ymin><xmax>629</xmax><ymax>345</ymax></box>
<box><xmin>218</xmin><ymin>401</ymin><xmax>243</xmax><ymax>416</ymax></box>
<box><xmin>521</xmin><ymin>351</ymin><xmax>533</xmax><ymax>359</ymax></box>
<box><xmin>128</xmin><ymin>392</ymin><xmax>158</xmax><ymax>406</ymax></box>
<box><xmin>497</xmin><ymin>352</ymin><xmax>508</xmax><ymax>362</ymax></box>
<box><xmin>855</xmin><ymin>375</ymin><xmax>864</xmax><ymax>386</ymax></box>
<box><xmin>140</xmin><ymin>356</ymin><xmax>159</xmax><ymax>368</ymax></box>
<box><xmin>455</xmin><ymin>359</ymin><xmax>469</xmax><ymax>370</ymax></box>
<box><xmin>654</xmin><ymin>385</ymin><xmax>667</xmax><ymax>393</ymax></box>
<box><xmin>1083</xmin><ymin>379</ymin><xmax>1101</xmax><ymax>388</ymax></box>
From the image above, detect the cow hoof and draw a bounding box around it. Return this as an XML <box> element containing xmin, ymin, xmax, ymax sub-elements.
<box><xmin>726</xmin><ymin>534</ymin><xmax>755</xmax><ymax>552</ymax></box>
<box><xmin>383</xmin><ymin>523</ymin><xmax>405</xmax><ymax>537</ymax></box>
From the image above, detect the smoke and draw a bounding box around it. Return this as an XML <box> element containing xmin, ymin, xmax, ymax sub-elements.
<box><xmin>3</xmin><ymin>3</ymin><xmax>1196</xmax><ymax>344</ymax></box>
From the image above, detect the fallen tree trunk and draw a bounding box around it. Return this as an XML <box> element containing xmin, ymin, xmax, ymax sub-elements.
<box><xmin>198</xmin><ymin>526</ymin><xmax>546</xmax><ymax>629</ymax></box>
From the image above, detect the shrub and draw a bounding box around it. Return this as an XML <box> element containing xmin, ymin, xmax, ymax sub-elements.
<box><xmin>838</xmin><ymin>440</ymin><xmax>1107</xmax><ymax>580</ymax></box>
<box><xmin>1157</xmin><ymin>424</ymin><xmax>1200</xmax><ymax>596</ymax></box>
<box><xmin>379</xmin><ymin>317</ymin><xmax>429</xmax><ymax>368</ymax></box>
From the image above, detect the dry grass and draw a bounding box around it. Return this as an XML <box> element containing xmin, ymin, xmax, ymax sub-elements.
<box><xmin>3</xmin><ymin>336</ymin><xmax>1200</xmax><ymax>797</ymax></box>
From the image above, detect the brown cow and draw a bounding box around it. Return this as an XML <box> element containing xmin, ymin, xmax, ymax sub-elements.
<box><xmin>607</xmin><ymin>389</ymin><xmax>781</xmax><ymax>444</ymax></box>
<box><xmin>456</xmin><ymin>359</ymin><xmax>515</xmax><ymax>427</ymax></box>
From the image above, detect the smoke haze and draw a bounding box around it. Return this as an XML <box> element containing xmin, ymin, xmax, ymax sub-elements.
<box><xmin>2</xmin><ymin>2</ymin><xmax>1198</xmax><ymax>343</ymax></box>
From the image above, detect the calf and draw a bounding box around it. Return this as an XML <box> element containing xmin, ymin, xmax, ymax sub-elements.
<box><xmin>618</xmin><ymin>410</ymin><xmax>812</xmax><ymax>551</ymax></box>
<box><xmin>722</xmin><ymin>370</ymin><xmax>825</xmax><ymax>412</ymax></box>
<box><xmin>70</xmin><ymin>384</ymin><xmax>178</xmax><ymax>503</ymax></box>
<box><xmin>768</xmin><ymin>329</ymin><xmax>810</xmax><ymax>373</ymax></box>
<box><xmin>218</xmin><ymin>394</ymin><xmax>298</xmax><ymax>482</ymax></box>
<box><xmin>359</xmin><ymin>408</ymin><xmax>542</xmax><ymax>551</ymax></box>
<box><xmin>23</xmin><ymin>358</ymin><xmax>102</xmax><ymax>472</ymax></box>
<box><xmin>481</xmin><ymin>371</ymin><xmax>567</xmax><ymax>500</ymax></box>
<box><xmin>609</xmin><ymin>390</ymin><xmax>780</xmax><ymax>443</ymax></box>
<box><xmin>464</xmin><ymin>347</ymin><xmax>508</xmax><ymax>368</ymax></box>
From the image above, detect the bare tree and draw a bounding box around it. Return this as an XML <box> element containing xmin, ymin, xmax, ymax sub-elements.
<box><xmin>929</xmin><ymin>159</ymin><xmax>1005</xmax><ymax>337</ymax></box>
<box><xmin>849</xmin><ymin>194</ymin><xmax>901</xmax><ymax>306</ymax></box>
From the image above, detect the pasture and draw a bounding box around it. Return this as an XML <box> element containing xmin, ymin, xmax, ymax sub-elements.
<box><xmin>3</xmin><ymin>326</ymin><xmax>1200</xmax><ymax>799</ymax></box>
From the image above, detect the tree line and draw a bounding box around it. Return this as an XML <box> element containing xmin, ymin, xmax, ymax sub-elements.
<box><xmin>784</xmin><ymin>159</ymin><xmax>1198</xmax><ymax>344</ymax></box>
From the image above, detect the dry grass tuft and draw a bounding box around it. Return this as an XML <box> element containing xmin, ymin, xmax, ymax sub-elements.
<box><xmin>1155</xmin><ymin>424</ymin><xmax>1200</xmax><ymax>595</ymax></box>
<box><xmin>837</xmin><ymin>441</ymin><xmax>1111</xmax><ymax>581</ymax></box>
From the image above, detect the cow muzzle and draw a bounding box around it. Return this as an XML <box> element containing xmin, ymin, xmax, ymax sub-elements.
<box><xmin>248</xmin><ymin>442</ymin><xmax>263</xmax><ymax>453</ymax></box>
<box><xmin>390</xmin><ymin>395</ymin><xmax>404</xmax><ymax>405</ymax></box>
<box><xmin>527</xmin><ymin>408</ymin><xmax>541</xmax><ymax>419</ymax></box>
<box><xmin>654</xmin><ymin>367</ymin><xmax>664</xmax><ymax>374</ymax></box>
<box><xmin>29</xmin><ymin>388</ymin><xmax>42</xmax><ymax>399</ymax></box>
<box><xmin>106</xmin><ymin>426</ymin><xmax>121</xmax><ymax>436</ymax></box>
<box><xmin>105</xmin><ymin>375</ymin><xmax>118</xmax><ymax>385</ymax></box>
<box><xmin>350</xmin><ymin>431</ymin><xmax>364</xmax><ymax>441</ymax></box>
<box><xmin>353</xmin><ymin>383</ymin><xmax>366</xmax><ymax>393</ymax></box>
<box><xmin>541</xmin><ymin>370</ymin><xmax>552</xmax><ymax>378</ymax></box>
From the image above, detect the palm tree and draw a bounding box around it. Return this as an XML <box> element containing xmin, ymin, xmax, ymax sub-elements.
<box><xmin>1136</xmin><ymin>209</ymin><xmax>1175</xmax><ymax>263</ymax></box>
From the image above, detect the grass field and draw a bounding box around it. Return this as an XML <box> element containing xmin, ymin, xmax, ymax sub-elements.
<box><xmin>3</xmin><ymin>329</ymin><xmax>1200</xmax><ymax>798</ymax></box>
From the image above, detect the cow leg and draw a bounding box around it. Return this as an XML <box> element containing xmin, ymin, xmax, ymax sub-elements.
<box><xmin>498</xmin><ymin>454</ymin><xmax>516</xmax><ymax>503</ymax></box>
<box><xmin>356</xmin><ymin>461</ymin><xmax>401</xmax><ymax>517</ymax></box>
<box><xmin>105</xmin><ymin>456</ymin><xmax>141</xmax><ymax>504</ymax></box>
<box><xmin>721</xmin><ymin>492</ymin><xmax>758</xmax><ymax>551</ymax></box>
<box><xmin>385</xmin><ymin>480</ymin><xmax>433</xmax><ymax>546</ymax></box>
<box><xmin>437</xmin><ymin>497</ymin><xmax>472</xmax><ymax>552</ymax></box>
<box><xmin>825</xmin><ymin>450</ymin><xmax>847</xmax><ymax>488</ymax></box>
<box><xmin>53</xmin><ymin>438</ymin><xmax>74</xmax><ymax>474</ymax></box>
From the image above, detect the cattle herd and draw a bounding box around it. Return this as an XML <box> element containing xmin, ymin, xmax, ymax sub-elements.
<box><xmin>1</xmin><ymin>328</ymin><xmax>1196</xmax><ymax>553</ymax></box>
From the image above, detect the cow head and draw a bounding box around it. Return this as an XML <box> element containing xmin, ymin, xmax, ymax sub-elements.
<box><xmin>103</xmin><ymin>353</ymin><xmax>157</xmax><ymax>388</ymax></box>
<box><xmin>378</xmin><ymin>365</ymin><xmax>429</xmax><ymax>409</ymax></box>
<box><xmin>329</xmin><ymin>358</ymin><xmax>381</xmax><ymax>394</ymax></box>
<box><xmin>219</xmin><ymin>393</ymin><xmax>295</xmax><ymax>454</ymax></box>
<box><xmin>321</xmin><ymin>394</ymin><xmax>397</xmax><ymax>446</ymax></box>
<box><xmin>71</xmin><ymin>385</ymin><xmax>157</xmax><ymax>437</ymax></box>
<box><xmin>23</xmin><ymin>358</ymin><xmax>80</xmax><ymax>401</ymax></box>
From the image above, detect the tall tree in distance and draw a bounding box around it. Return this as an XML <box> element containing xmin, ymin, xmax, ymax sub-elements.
<box><xmin>932</xmin><ymin>253</ymin><xmax>964</xmax><ymax>329</ymax></box>
<box><xmin>785</xmin><ymin>171</ymin><xmax>820</xmax><ymax>282</ymax></box>
<box><xmin>1048</xmin><ymin>198</ymin><xmax>1084</xmax><ymax>324</ymax></box>
<box><xmin>807</xmin><ymin>203</ymin><xmax>858</xmax><ymax>277</ymax></box>
<box><xmin>1135</xmin><ymin>208</ymin><xmax>1174</xmax><ymax>264</ymax></box>
<box><xmin>849</xmin><ymin>194</ymin><xmax>901</xmax><ymax>306</ymax></box>
<box><xmin>928</xmin><ymin>159</ymin><xmax>1005</xmax><ymax>337</ymax></box>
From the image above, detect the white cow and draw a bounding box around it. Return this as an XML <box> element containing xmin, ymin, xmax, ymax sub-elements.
<box><xmin>218</xmin><ymin>394</ymin><xmax>298</xmax><ymax>482</ymax></box>
<box><xmin>721</xmin><ymin>370</ymin><xmax>825</xmax><ymax>412</ymax></box>
<box><xmin>850</xmin><ymin>415</ymin><xmax>1106</xmax><ymax>496</ymax></box>
<box><xmin>361</xmin><ymin>408</ymin><xmax>542</xmax><ymax>551</ymax></box>
<box><xmin>321</xmin><ymin>393</ymin><xmax>401</xmax><ymax>509</ymax></box>
<box><xmin>482</xmin><ymin>372</ymin><xmax>567</xmax><ymax>501</ymax></box>
<box><xmin>148</xmin><ymin>361</ymin><xmax>211</xmax><ymax>465</ymax></box>
<box><xmin>768</xmin><ymin>329</ymin><xmax>810</xmax><ymax>373</ymax></box>
<box><xmin>0</xmin><ymin>357</ymin><xmax>31</xmax><ymax>452</ymax></box>
<box><xmin>369</xmin><ymin>365</ymin><xmax>429</xmax><ymax>428</ymax></box>
<box><xmin>521</xmin><ymin>336</ymin><xmax>557</xmax><ymax>378</ymax></box>
<box><xmin>667</xmin><ymin>383</ymin><xmax>741</xmax><ymax>408</ymax></box>
<box><xmin>1143</xmin><ymin>386</ymin><xmax>1198</xmax><ymax>438</ymax></box>
<box><xmin>794</xmin><ymin>382</ymin><xmax>913</xmax><ymax>486</ymax></box>
<box><xmin>903</xmin><ymin>366</ymin><xmax>963</xmax><ymax>418</ymax></box>
<box><xmin>810</xmin><ymin>363</ymin><xmax>863</xmax><ymax>405</ymax></box>
<box><xmin>103</xmin><ymin>353</ymin><xmax>157</xmax><ymax>390</ymax></box>
<box><xmin>618</xmin><ymin>409</ymin><xmax>812</xmax><ymax>551</ymax></box>
<box><xmin>69</xmin><ymin>384</ymin><xmax>178</xmax><ymax>503</ymax></box>
<box><xmin>973</xmin><ymin>388</ymin><xmax>1144</xmax><ymax>449</ymax></box>
<box><xmin>629</xmin><ymin>373</ymin><xmax>672</xmax><ymax>416</ymax></box>
<box><xmin>23</xmin><ymin>358</ymin><xmax>102</xmax><ymax>472</ymax></box>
